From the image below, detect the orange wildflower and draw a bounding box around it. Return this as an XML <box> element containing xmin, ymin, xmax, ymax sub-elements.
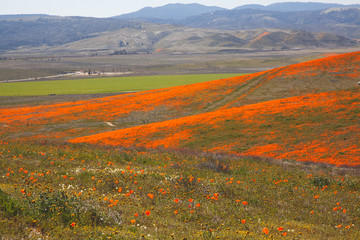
<box><xmin>262</xmin><ymin>227</ymin><xmax>269</xmax><ymax>235</ymax></box>
<box><xmin>145</xmin><ymin>210</ymin><xmax>151</xmax><ymax>216</ymax></box>
<box><xmin>211</xmin><ymin>193</ymin><xmax>219</xmax><ymax>200</ymax></box>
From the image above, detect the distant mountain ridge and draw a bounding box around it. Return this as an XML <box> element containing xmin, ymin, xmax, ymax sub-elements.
<box><xmin>114</xmin><ymin>2</ymin><xmax>360</xmax><ymax>21</ymax></box>
<box><xmin>112</xmin><ymin>2</ymin><xmax>360</xmax><ymax>39</ymax></box>
<box><xmin>1</xmin><ymin>2</ymin><xmax>360</xmax><ymax>53</ymax></box>
<box><xmin>235</xmin><ymin>2</ymin><xmax>360</xmax><ymax>11</ymax></box>
<box><xmin>0</xmin><ymin>14</ymin><xmax>52</xmax><ymax>20</ymax></box>
<box><xmin>0</xmin><ymin>17</ymin><xmax>142</xmax><ymax>50</ymax></box>
<box><xmin>182</xmin><ymin>7</ymin><xmax>360</xmax><ymax>39</ymax></box>
<box><xmin>114</xmin><ymin>3</ymin><xmax>225</xmax><ymax>20</ymax></box>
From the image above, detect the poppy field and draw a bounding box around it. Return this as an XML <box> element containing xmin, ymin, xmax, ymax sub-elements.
<box><xmin>1</xmin><ymin>51</ymin><xmax>360</xmax><ymax>239</ymax></box>
<box><xmin>1</xmin><ymin>141</ymin><xmax>360</xmax><ymax>239</ymax></box>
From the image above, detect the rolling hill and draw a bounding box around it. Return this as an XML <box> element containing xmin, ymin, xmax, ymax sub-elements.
<box><xmin>235</xmin><ymin>2</ymin><xmax>360</xmax><ymax>12</ymax></box>
<box><xmin>1</xmin><ymin>51</ymin><xmax>359</xmax><ymax>166</ymax></box>
<box><xmin>5</xmin><ymin>22</ymin><xmax>356</xmax><ymax>55</ymax></box>
<box><xmin>68</xmin><ymin>51</ymin><xmax>360</xmax><ymax>166</ymax></box>
<box><xmin>114</xmin><ymin>3</ymin><xmax>225</xmax><ymax>20</ymax></box>
<box><xmin>0</xmin><ymin>16</ymin><xmax>143</xmax><ymax>51</ymax></box>
<box><xmin>71</xmin><ymin>88</ymin><xmax>360</xmax><ymax>166</ymax></box>
<box><xmin>182</xmin><ymin>7</ymin><xmax>360</xmax><ymax>39</ymax></box>
<box><xmin>1</xmin><ymin>2</ymin><xmax>360</xmax><ymax>53</ymax></box>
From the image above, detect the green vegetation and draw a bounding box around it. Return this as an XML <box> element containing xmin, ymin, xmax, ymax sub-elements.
<box><xmin>1</xmin><ymin>50</ymin><xmax>359</xmax><ymax>239</ymax></box>
<box><xmin>0</xmin><ymin>141</ymin><xmax>359</xmax><ymax>239</ymax></box>
<box><xmin>0</xmin><ymin>74</ymin><xmax>243</xmax><ymax>96</ymax></box>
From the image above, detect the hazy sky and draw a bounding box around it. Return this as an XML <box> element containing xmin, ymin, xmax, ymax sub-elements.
<box><xmin>1</xmin><ymin>0</ymin><xmax>359</xmax><ymax>18</ymax></box>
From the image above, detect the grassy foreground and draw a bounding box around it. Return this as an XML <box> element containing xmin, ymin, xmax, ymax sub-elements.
<box><xmin>1</xmin><ymin>141</ymin><xmax>359</xmax><ymax>239</ymax></box>
<box><xmin>0</xmin><ymin>74</ymin><xmax>243</xmax><ymax>96</ymax></box>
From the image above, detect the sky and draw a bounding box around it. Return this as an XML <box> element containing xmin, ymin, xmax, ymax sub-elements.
<box><xmin>1</xmin><ymin>0</ymin><xmax>359</xmax><ymax>18</ymax></box>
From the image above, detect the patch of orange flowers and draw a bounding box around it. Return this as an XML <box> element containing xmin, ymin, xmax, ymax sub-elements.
<box><xmin>71</xmin><ymin>88</ymin><xmax>360</xmax><ymax>166</ymax></box>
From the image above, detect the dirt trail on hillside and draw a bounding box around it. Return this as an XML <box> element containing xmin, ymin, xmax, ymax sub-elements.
<box><xmin>201</xmin><ymin>67</ymin><xmax>286</xmax><ymax>112</ymax></box>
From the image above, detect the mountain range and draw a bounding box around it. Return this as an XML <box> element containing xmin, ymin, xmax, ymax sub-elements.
<box><xmin>115</xmin><ymin>2</ymin><xmax>360</xmax><ymax>20</ymax></box>
<box><xmin>115</xmin><ymin>3</ymin><xmax>224</xmax><ymax>20</ymax></box>
<box><xmin>1</xmin><ymin>2</ymin><xmax>359</xmax><ymax>53</ymax></box>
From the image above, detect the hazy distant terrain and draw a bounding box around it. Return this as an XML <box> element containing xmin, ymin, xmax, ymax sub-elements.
<box><xmin>0</xmin><ymin>2</ymin><xmax>359</xmax><ymax>55</ymax></box>
<box><xmin>183</xmin><ymin>7</ymin><xmax>360</xmax><ymax>39</ymax></box>
<box><xmin>0</xmin><ymin>17</ymin><xmax>143</xmax><ymax>51</ymax></box>
<box><xmin>114</xmin><ymin>3</ymin><xmax>225</xmax><ymax>20</ymax></box>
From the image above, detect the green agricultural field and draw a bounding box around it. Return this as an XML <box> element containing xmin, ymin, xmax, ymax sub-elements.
<box><xmin>0</xmin><ymin>74</ymin><xmax>244</xmax><ymax>96</ymax></box>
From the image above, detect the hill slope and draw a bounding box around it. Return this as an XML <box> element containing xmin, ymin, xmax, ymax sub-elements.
<box><xmin>68</xmin><ymin>51</ymin><xmax>360</xmax><ymax>166</ymax></box>
<box><xmin>235</xmin><ymin>2</ymin><xmax>360</xmax><ymax>12</ymax></box>
<box><xmin>0</xmin><ymin>16</ymin><xmax>143</xmax><ymax>50</ymax></box>
<box><xmin>1</xmin><ymin>51</ymin><xmax>359</xmax><ymax>166</ymax></box>
<box><xmin>114</xmin><ymin>3</ymin><xmax>224</xmax><ymax>20</ymax></box>
<box><xmin>71</xmin><ymin>89</ymin><xmax>360</xmax><ymax>166</ymax></box>
<box><xmin>7</xmin><ymin>24</ymin><xmax>355</xmax><ymax>55</ymax></box>
<box><xmin>183</xmin><ymin>7</ymin><xmax>360</xmax><ymax>39</ymax></box>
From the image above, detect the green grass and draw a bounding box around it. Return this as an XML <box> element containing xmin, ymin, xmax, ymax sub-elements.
<box><xmin>0</xmin><ymin>74</ymin><xmax>244</xmax><ymax>96</ymax></box>
<box><xmin>1</xmin><ymin>141</ymin><xmax>359</xmax><ymax>239</ymax></box>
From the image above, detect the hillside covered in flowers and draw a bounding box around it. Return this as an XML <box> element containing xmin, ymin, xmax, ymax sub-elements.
<box><xmin>1</xmin><ymin>51</ymin><xmax>360</xmax><ymax>239</ymax></box>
